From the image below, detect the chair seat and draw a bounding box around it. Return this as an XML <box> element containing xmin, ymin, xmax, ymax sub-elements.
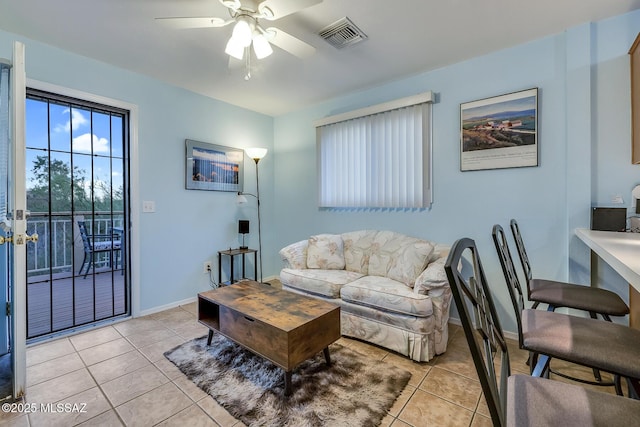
<box><xmin>93</xmin><ymin>240</ymin><xmax>121</xmax><ymax>251</ymax></box>
<box><xmin>522</xmin><ymin>309</ymin><xmax>640</xmax><ymax>380</ymax></box>
<box><xmin>530</xmin><ymin>278</ymin><xmax>629</xmax><ymax>316</ymax></box>
<box><xmin>507</xmin><ymin>374</ymin><xmax>640</xmax><ymax>427</ymax></box>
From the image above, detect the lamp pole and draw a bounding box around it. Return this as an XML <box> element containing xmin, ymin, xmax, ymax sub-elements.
<box><xmin>253</xmin><ymin>157</ymin><xmax>263</xmax><ymax>283</ymax></box>
<box><xmin>244</xmin><ymin>147</ymin><xmax>267</xmax><ymax>283</ymax></box>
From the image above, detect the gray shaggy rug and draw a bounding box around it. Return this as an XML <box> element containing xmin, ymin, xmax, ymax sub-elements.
<box><xmin>164</xmin><ymin>334</ymin><xmax>411</xmax><ymax>426</ymax></box>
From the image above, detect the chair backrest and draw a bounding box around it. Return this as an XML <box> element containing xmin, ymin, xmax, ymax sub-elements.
<box><xmin>445</xmin><ymin>237</ymin><xmax>510</xmax><ymax>427</ymax></box>
<box><xmin>509</xmin><ymin>219</ymin><xmax>533</xmax><ymax>293</ymax></box>
<box><xmin>492</xmin><ymin>224</ymin><xmax>526</xmax><ymax>348</ymax></box>
<box><xmin>76</xmin><ymin>220</ymin><xmax>93</xmax><ymax>253</ymax></box>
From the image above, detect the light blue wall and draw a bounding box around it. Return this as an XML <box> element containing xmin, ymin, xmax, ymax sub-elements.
<box><xmin>2</xmin><ymin>9</ymin><xmax>640</xmax><ymax>332</ymax></box>
<box><xmin>0</xmin><ymin>30</ymin><xmax>274</xmax><ymax>313</ymax></box>
<box><xmin>272</xmin><ymin>11</ymin><xmax>640</xmax><ymax>332</ymax></box>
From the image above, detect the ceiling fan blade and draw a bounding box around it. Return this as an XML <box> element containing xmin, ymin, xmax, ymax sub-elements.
<box><xmin>258</xmin><ymin>0</ymin><xmax>322</xmax><ymax>20</ymax></box>
<box><xmin>265</xmin><ymin>27</ymin><xmax>315</xmax><ymax>59</ymax></box>
<box><xmin>155</xmin><ymin>17</ymin><xmax>232</xmax><ymax>29</ymax></box>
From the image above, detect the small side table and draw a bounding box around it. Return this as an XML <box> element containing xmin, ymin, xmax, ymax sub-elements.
<box><xmin>217</xmin><ymin>248</ymin><xmax>258</xmax><ymax>285</ymax></box>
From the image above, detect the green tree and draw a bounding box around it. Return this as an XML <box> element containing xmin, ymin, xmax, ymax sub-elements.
<box><xmin>27</xmin><ymin>155</ymin><xmax>91</xmax><ymax>213</ymax></box>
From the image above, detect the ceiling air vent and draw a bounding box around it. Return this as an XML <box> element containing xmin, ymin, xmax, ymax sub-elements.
<box><xmin>319</xmin><ymin>17</ymin><xmax>367</xmax><ymax>49</ymax></box>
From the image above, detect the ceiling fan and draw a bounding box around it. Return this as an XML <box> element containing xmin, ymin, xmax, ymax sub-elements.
<box><xmin>157</xmin><ymin>0</ymin><xmax>321</xmax><ymax>77</ymax></box>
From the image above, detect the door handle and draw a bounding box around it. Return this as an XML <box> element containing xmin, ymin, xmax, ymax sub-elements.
<box><xmin>0</xmin><ymin>233</ymin><xmax>38</xmax><ymax>245</ymax></box>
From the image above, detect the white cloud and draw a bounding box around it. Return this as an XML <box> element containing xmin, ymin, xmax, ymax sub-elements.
<box><xmin>72</xmin><ymin>133</ymin><xmax>110</xmax><ymax>153</ymax></box>
<box><xmin>54</xmin><ymin>108</ymin><xmax>89</xmax><ymax>133</ymax></box>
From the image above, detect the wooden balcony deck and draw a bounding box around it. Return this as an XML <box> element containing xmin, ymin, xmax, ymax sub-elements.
<box><xmin>27</xmin><ymin>268</ymin><xmax>127</xmax><ymax>339</ymax></box>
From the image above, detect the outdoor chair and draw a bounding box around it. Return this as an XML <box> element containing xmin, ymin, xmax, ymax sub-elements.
<box><xmin>444</xmin><ymin>236</ymin><xmax>640</xmax><ymax>426</ymax></box>
<box><xmin>492</xmin><ymin>224</ymin><xmax>640</xmax><ymax>398</ymax></box>
<box><xmin>509</xmin><ymin>219</ymin><xmax>629</xmax><ymax>320</ymax></box>
<box><xmin>77</xmin><ymin>220</ymin><xmax>121</xmax><ymax>278</ymax></box>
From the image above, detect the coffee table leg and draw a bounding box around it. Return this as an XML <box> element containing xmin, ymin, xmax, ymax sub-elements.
<box><xmin>323</xmin><ymin>347</ymin><xmax>331</xmax><ymax>366</ymax></box>
<box><xmin>207</xmin><ymin>330</ymin><xmax>213</xmax><ymax>346</ymax></box>
<box><xmin>284</xmin><ymin>370</ymin><xmax>292</xmax><ymax>396</ymax></box>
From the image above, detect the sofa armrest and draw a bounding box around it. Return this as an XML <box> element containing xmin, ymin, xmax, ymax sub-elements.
<box><xmin>414</xmin><ymin>252</ymin><xmax>452</xmax><ymax>354</ymax></box>
<box><xmin>414</xmin><ymin>254</ymin><xmax>449</xmax><ymax>295</ymax></box>
<box><xmin>279</xmin><ymin>239</ymin><xmax>309</xmax><ymax>269</ymax></box>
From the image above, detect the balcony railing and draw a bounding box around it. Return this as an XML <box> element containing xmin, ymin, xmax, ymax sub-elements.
<box><xmin>27</xmin><ymin>211</ymin><xmax>125</xmax><ymax>276</ymax></box>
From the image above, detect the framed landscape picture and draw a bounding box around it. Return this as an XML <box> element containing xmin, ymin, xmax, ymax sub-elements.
<box><xmin>185</xmin><ymin>139</ymin><xmax>244</xmax><ymax>192</ymax></box>
<box><xmin>460</xmin><ymin>88</ymin><xmax>538</xmax><ymax>171</ymax></box>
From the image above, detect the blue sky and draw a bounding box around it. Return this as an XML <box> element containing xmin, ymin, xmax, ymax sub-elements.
<box><xmin>25</xmin><ymin>98</ymin><xmax>124</xmax><ymax>194</ymax></box>
<box><xmin>462</xmin><ymin>95</ymin><xmax>536</xmax><ymax>121</ymax></box>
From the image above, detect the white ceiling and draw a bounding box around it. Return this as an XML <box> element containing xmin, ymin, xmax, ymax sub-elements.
<box><xmin>1</xmin><ymin>0</ymin><xmax>640</xmax><ymax>116</ymax></box>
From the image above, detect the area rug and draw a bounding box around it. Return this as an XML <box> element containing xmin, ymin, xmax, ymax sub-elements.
<box><xmin>164</xmin><ymin>334</ymin><xmax>411</xmax><ymax>426</ymax></box>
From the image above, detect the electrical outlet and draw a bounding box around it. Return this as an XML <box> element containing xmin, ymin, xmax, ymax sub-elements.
<box><xmin>611</xmin><ymin>194</ymin><xmax>624</xmax><ymax>204</ymax></box>
<box><xmin>203</xmin><ymin>261</ymin><xmax>212</xmax><ymax>274</ymax></box>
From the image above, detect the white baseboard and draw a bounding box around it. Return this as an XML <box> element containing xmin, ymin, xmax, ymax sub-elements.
<box><xmin>138</xmin><ymin>278</ymin><xmax>280</xmax><ymax>318</ymax></box>
<box><xmin>138</xmin><ymin>296</ymin><xmax>198</xmax><ymax>317</ymax></box>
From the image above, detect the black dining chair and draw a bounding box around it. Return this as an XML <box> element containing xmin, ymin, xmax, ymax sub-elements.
<box><xmin>509</xmin><ymin>219</ymin><xmax>629</xmax><ymax>320</ymax></box>
<box><xmin>444</xmin><ymin>236</ymin><xmax>640</xmax><ymax>426</ymax></box>
<box><xmin>77</xmin><ymin>220</ymin><xmax>122</xmax><ymax>278</ymax></box>
<box><xmin>493</xmin><ymin>224</ymin><xmax>640</xmax><ymax>397</ymax></box>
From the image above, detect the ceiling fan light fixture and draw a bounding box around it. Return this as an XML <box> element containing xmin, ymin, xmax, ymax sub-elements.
<box><xmin>252</xmin><ymin>33</ymin><xmax>273</xmax><ymax>59</ymax></box>
<box><xmin>232</xmin><ymin>18</ymin><xmax>253</xmax><ymax>47</ymax></box>
<box><xmin>225</xmin><ymin>36</ymin><xmax>244</xmax><ymax>60</ymax></box>
<box><xmin>220</xmin><ymin>0</ymin><xmax>241</xmax><ymax>9</ymax></box>
<box><xmin>259</xmin><ymin>5</ymin><xmax>274</xmax><ymax>19</ymax></box>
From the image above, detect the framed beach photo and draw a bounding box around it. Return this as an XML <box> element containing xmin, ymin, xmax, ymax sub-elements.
<box><xmin>185</xmin><ymin>139</ymin><xmax>244</xmax><ymax>192</ymax></box>
<box><xmin>460</xmin><ymin>88</ymin><xmax>538</xmax><ymax>171</ymax></box>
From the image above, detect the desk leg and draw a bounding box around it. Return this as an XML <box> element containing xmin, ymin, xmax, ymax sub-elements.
<box><xmin>590</xmin><ymin>251</ymin><xmax>599</xmax><ymax>288</ymax></box>
<box><xmin>253</xmin><ymin>251</ymin><xmax>258</xmax><ymax>282</ymax></box>
<box><xmin>242</xmin><ymin>253</ymin><xmax>246</xmax><ymax>280</ymax></box>
<box><xmin>284</xmin><ymin>370</ymin><xmax>292</xmax><ymax>396</ymax></box>
<box><xmin>218</xmin><ymin>254</ymin><xmax>222</xmax><ymax>285</ymax></box>
<box><xmin>230</xmin><ymin>255</ymin><xmax>235</xmax><ymax>284</ymax></box>
<box><xmin>630</xmin><ymin>285</ymin><xmax>640</xmax><ymax>330</ymax></box>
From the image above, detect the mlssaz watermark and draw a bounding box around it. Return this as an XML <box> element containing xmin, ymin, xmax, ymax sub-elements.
<box><xmin>2</xmin><ymin>402</ymin><xmax>88</xmax><ymax>413</ymax></box>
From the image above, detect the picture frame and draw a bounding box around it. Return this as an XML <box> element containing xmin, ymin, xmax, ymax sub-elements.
<box><xmin>185</xmin><ymin>139</ymin><xmax>244</xmax><ymax>192</ymax></box>
<box><xmin>460</xmin><ymin>88</ymin><xmax>538</xmax><ymax>171</ymax></box>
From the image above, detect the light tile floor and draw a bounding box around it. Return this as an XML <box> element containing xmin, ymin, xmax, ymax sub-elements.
<box><xmin>0</xmin><ymin>302</ymin><xmax>623</xmax><ymax>427</ymax></box>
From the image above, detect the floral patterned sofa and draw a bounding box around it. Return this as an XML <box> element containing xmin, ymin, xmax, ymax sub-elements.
<box><xmin>279</xmin><ymin>230</ymin><xmax>452</xmax><ymax>362</ymax></box>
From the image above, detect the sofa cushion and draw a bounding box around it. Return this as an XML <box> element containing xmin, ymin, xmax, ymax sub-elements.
<box><xmin>367</xmin><ymin>231</ymin><xmax>434</xmax><ymax>287</ymax></box>
<box><xmin>341</xmin><ymin>276</ymin><xmax>433</xmax><ymax>317</ymax></box>
<box><xmin>306</xmin><ymin>234</ymin><xmax>345</xmax><ymax>270</ymax></box>
<box><xmin>342</xmin><ymin>230</ymin><xmax>379</xmax><ymax>274</ymax></box>
<box><xmin>280</xmin><ymin>268</ymin><xmax>364</xmax><ymax>298</ymax></box>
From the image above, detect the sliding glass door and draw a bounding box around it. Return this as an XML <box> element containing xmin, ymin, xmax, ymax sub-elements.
<box><xmin>25</xmin><ymin>89</ymin><xmax>130</xmax><ymax>340</ymax></box>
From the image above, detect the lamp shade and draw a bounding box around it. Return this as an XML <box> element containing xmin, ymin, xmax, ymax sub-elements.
<box><xmin>225</xmin><ymin>37</ymin><xmax>245</xmax><ymax>60</ymax></box>
<box><xmin>236</xmin><ymin>193</ymin><xmax>248</xmax><ymax>204</ymax></box>
<box><xmin>232</xmin><ymin>18</ymin><xmax>252</xmax><ymax>47</ymax></box>
<box><xmin>252</xmin><ymin>33</ymin><xmax>273</xmax><ymax>59</ymax></box>
<box><xmin>245</xmin><ymin>147</ymin><xmax>268</xmax><ymax>161</ymax></box>
<box><xmin>238</xmin><ymin>220</ymin><xmax>250</xmax><ymax>234</ymax></box>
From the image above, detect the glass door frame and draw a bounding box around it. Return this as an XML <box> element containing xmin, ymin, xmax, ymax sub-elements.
<box><xmin>25</xmin><ymin>79</ymin><xmax>140</xmax><ymax>320</ymax></box>
<box><xmin>11</xmin><ymin>41</ymin><xmax>27</xmax><ymax>400</ymax></box>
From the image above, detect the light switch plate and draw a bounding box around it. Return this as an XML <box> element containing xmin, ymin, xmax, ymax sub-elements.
<box><xmin>142</xmin><ymin>200</ymin><xmax>156</xmax><ymax>213</ymax></box>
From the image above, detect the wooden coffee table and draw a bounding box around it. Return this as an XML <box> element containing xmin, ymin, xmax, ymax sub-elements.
<box><xmin>197</xmin><ymin>281</ymin><xmax>341</xmax><ymax>396</ymax></box>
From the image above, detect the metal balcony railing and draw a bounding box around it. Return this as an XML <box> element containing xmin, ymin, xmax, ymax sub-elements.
<box><xmin>26</xmin><ymin>211</ymin><xmax>125</xmax><ymax>276</ymax></box>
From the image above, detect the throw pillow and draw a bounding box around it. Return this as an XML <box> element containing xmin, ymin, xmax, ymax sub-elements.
<box><xmin>414</xmin><ymin>254</ymin><xmax>450</xmax><ymax>295</ymax></box>
<box><xmin>369</xmin><ymin>232</ymin><xmax>434</xmax><ymax>287</ymax></box>
<box><xmin>307</xmin><ymin>234</ymin><xmax>345</xmax><ymax>270</ymax></box>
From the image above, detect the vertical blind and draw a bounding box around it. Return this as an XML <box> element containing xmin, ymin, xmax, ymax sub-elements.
<box><xmin>316</xmin><ymin>94</ymin><xmax>432</xmax><ymax>208</ymax></box>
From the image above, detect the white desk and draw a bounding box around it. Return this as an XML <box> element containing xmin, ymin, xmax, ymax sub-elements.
<box><xmin>575</xmin><ymin>228</ymin><xmax>640</xmax><ymax>328</ymax></box>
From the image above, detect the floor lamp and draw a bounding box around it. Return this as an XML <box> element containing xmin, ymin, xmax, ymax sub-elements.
<box><xmin>237</xmin><ymin>147</ymin><xmax>267</xmax><ymax>283</ymax></box>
